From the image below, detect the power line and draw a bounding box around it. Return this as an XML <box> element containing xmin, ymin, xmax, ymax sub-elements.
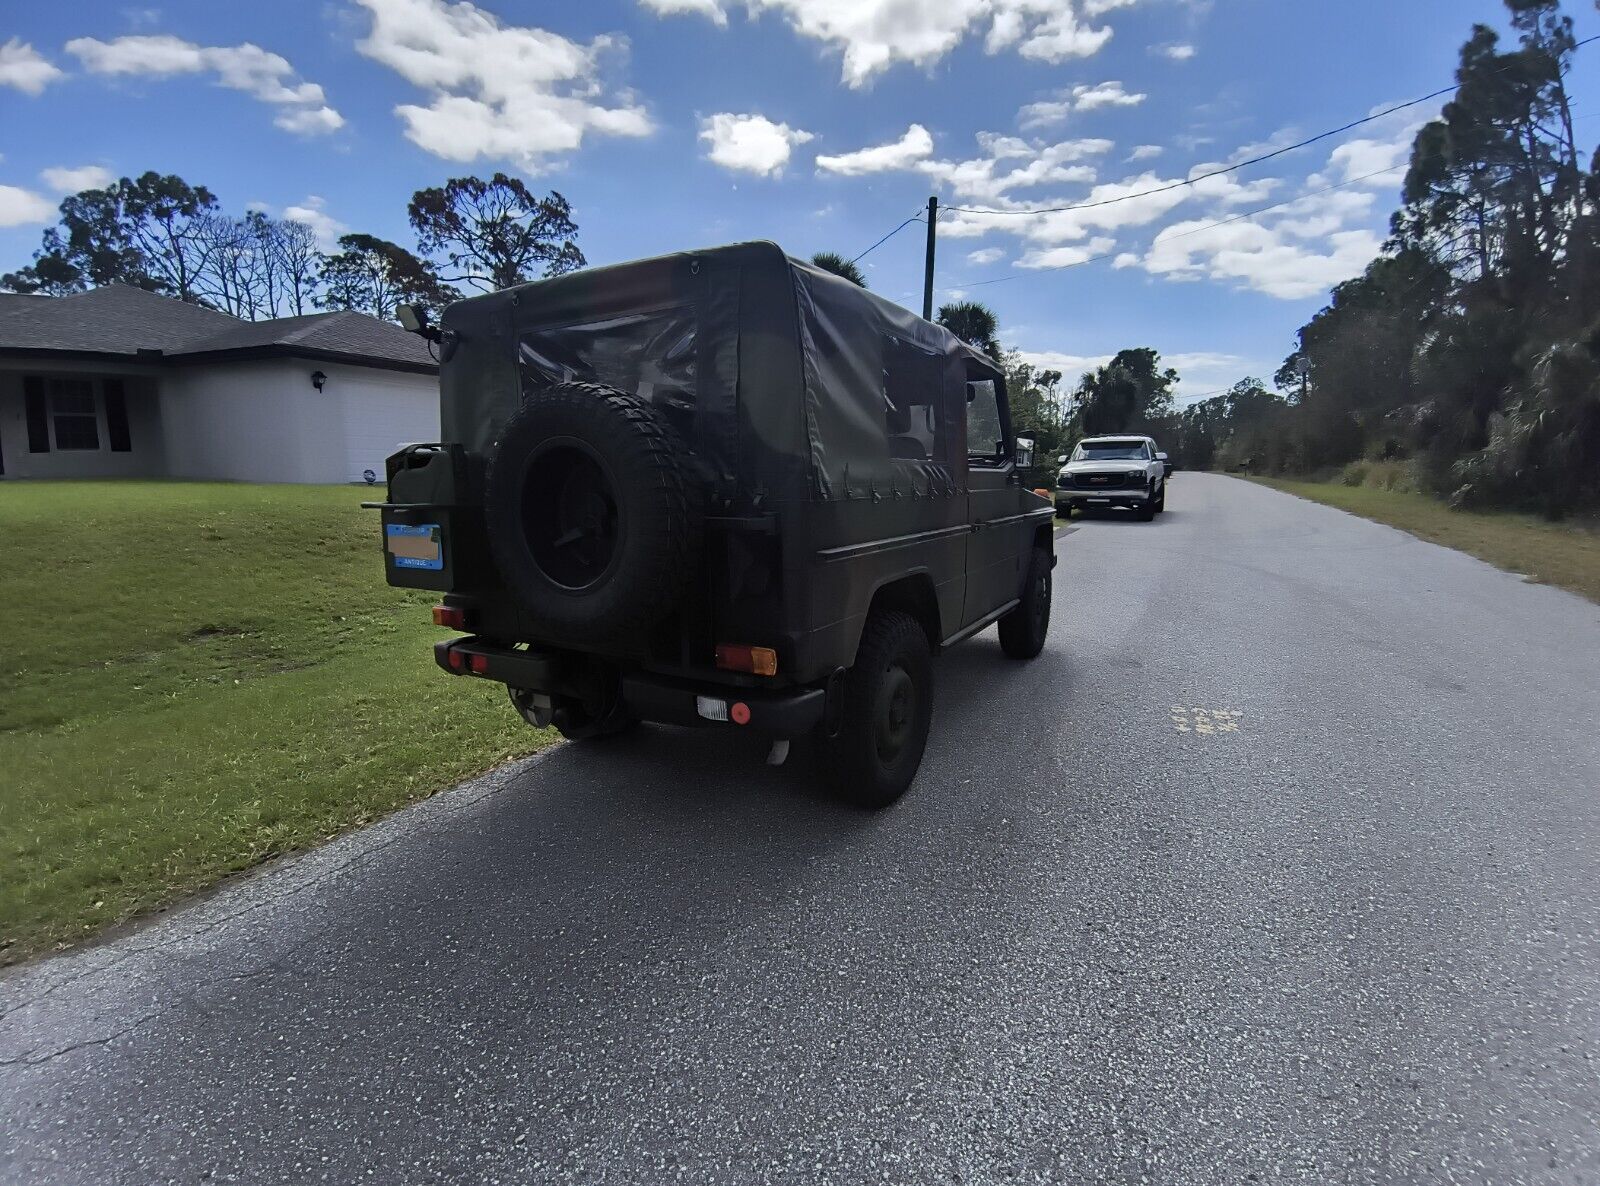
<box><xmin>941</xmin><ymin>33</ymin><xmax>1600</xmax><ymax>220</ymax></box>
<box><xmin>850</xmin><ymin>211</ymin><xmax>925</xmax><ymax>265</ymax></box>
<box><xmin>957</xmin><ymin>164</ymin><xmax>1408</xmax><ymax>288</ymax></box>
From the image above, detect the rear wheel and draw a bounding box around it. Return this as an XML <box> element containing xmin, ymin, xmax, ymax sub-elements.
<box><xmin>824</xmin><ymin>610</ymin><xmax>933</xmax><ymax>809</ymax></box>
<box><xmin>998</xmin><ymin>546</ymin><xmax>1052</xmax><ymax>659</ymax></box>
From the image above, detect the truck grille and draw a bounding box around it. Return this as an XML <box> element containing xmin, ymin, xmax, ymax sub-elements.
<box><xmin>1071</xmin><ymin>472</ymin><xmax>1132</xmax><ymax>490</ymax></box>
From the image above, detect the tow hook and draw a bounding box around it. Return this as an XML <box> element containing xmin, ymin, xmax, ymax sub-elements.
<box><xmin>766</xmin><ymin>739</ymin><xmax>791</xmax><ymax>767</ymax></box>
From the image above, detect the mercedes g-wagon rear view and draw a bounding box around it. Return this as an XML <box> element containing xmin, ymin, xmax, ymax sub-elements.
<box><xmin>373</xmin><ymin>241</ymin><xmax>1055</xmax><ymax>806</ymax></box>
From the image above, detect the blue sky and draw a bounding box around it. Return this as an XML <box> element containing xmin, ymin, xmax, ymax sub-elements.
<box><xmin>3</xmin><ymin>0</ymin><xmax>1597</xmax><ymax>400</ymax></box>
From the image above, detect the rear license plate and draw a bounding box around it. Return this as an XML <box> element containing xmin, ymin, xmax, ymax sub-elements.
<box><xmin>386</xmin><ymin>523</ymin><xmax>444</xmax><ymax>570</ymax></box>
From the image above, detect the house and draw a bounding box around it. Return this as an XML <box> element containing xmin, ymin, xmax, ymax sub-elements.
<box><xmin>0</xmin><ymin>286</ymin><xmax>441</xmax><ymax>484</ymax></box>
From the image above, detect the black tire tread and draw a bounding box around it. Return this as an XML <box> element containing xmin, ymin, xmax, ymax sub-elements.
<box><xmin>998</xmin><ymin>545</ymin><xmax>1051</xmax><ymax>659</ymax></box>
<box><xmin>483</xmin><ymin>382</ymin><xmax>702</xmax><ymax>642</ymax></box>
<box><xmin>826</xmin><ymin>609</ymin><xmax>933</xmax><ymax>810</ymax></box>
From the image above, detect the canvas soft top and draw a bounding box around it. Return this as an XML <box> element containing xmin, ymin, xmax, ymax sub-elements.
<box><xmin>438</xmin><ymin>242</ymin><xmax>1004</xmax><ymax>503</ymax></box>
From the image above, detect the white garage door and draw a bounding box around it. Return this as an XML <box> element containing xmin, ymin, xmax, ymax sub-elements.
<box><xmin>339</xmin><ymin>374</ymin><xmax>440</xmax><ymax>485</ymax></box>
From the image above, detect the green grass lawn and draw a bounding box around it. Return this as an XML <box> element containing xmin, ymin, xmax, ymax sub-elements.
<box><xmin>1249</xmin><ymin>477</ymin><xmax>1600</xmax><ymax>604</ymax></box>
<box><xmin>0</xmin><ymin>482</ymin><xmax>554</xmax><ymax>965</ymax></box>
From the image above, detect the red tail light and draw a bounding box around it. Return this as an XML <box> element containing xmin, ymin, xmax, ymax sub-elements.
<box><xmin>446</xmin><ymin>648</ymin><xmax>465</xmax><ymax>672</ymax></box>
<box><xmin>469</xmin><ymin>653</ymin><xmax>489</xmax><ymax>674</ymax></box>
<box><xmin>433</xmin><ymin>605</ymin><xmax>466</xmax><ymax>629</ymax></box>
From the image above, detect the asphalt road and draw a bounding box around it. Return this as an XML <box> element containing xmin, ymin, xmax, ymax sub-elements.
<box><xmin>5</xmin><ymin>473</ymin><xmax>1600</xmax><ymax>1185</ymax></box>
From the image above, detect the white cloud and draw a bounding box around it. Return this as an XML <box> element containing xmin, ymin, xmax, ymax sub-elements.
<box><xmin>1016</xmin><ymin>98</ymin><xmax>1071</xmax><ymax>130</ymax></box>
<box><xmin>924</xmin><ymin>136</ymin><xmax>1110</xmax><ymax>204</ymax></box>
<box><xmin>816</xmin><ymin>124</ymin><xmax>935</xmax><ymax>175</ymax></box>
<box><xmin>0</xmin><ymin>184</ymin><xmax>56</xmax><ymax>227</ymax></box>
<box><xmin>1143</xmin><ymin>218</ymin><xmax>1381</xmax><ymax>299</ymax></box>
<box><xmin>640</xmin><ymin>0</ymin><xmax>1126</xmax><ymax>87</ymax></box>
<box><xmin>967</xmin><ymin>246</ymin><xmax>1004</xmax><ymax>265</ymax></box>
<box><xmin>1127</xmin><ymin>144</ymin><xmax>1162</xmax><ymax>162</ymax></box>
<box><xmin>40</xmin><ymin>165</ymin><xmax>114</xmax><ymax>193</ymax></box>
<box><xmin>0</xmin><ymin>38</ymin><xmax>64</xmax><ymax>95</ymax></box>
<box><xmin>1322</xmin><ymin>130</ymin><xmax>1416</xmax><ymax>183</ymax></box>
<box><xmin>643</xmin><ymin>0</ymin><xmax>729</xmax><ymax>22</ymax></box>
<box><xmin>66</xmin><ymin>35</ymin><xmax>344</xmax><ymax>135</ymax></box>
<box><xmin>353</xmin><ymin>0</ymin><xmax>651</xmax><ymax>172</ymax></box>
<box><xmin>699</xmin><ymin>113</ymin><xmax>813</xmax><ymax>176</ymax></box>
<box><xmin>1071</xmin><ymin>80</ymin><xmax>1144</xmax><ymax>111</ymax></box>
<box><xmin>1158</xmin><ymin>43</ymin><xmax>1196</xmax><ymax>60</ymax></box>
<box><xmin>282</xmin><ymin>196</ymin><xmax>348</xmax><ymax>250</ymax></box>
<box><xmin>1018</xmin><ymin>79</ymin><xmax>1143</xmax><ymax>128</ymax></box>
<box><xmin>819</xmin><ymin>125</ymin><xmax>1111</xmax><ymax>205</ymax></box>
<box><xmin>1016</xmin><ymin>349</ymin><xmax>1113</xmax><ymax>378</ymax></box>
<box><xmin>1015</xmin><ymin>236</ymin><xmax>1116</xmax><ymax>268</ymax></box>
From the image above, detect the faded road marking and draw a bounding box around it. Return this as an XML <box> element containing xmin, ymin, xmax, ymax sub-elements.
<box><xmin>1171</xmin><ymin>707</ymin><xmax>1243</xmax><ymax>735</ymax></box>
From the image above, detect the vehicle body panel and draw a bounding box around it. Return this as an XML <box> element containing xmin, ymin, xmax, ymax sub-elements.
<box><xmin>1055</xmin><ymin>435</ymin><xmax>1165</xmax><ymax>512</ymax></box>
<box><xmin>378</xmin><ymin>241</ymin><xmax>1053</xmax><ymax>731</ymax></box>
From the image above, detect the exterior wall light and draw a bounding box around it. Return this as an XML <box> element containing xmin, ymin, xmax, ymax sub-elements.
<box><xmin>311</xmin><ymin>370</ymin><xmax>328</xmax><ymax>392</ymax></box>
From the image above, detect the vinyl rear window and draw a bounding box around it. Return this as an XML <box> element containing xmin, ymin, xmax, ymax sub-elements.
<box><xmin>519</xmin><ymin>306</ymin><xmax>697</xmax><ymax>411</ymax></box>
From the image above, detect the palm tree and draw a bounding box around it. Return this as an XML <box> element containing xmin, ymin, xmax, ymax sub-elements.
<box><xmin>936</xmin><ymin>300</ymin><xmax>1001</xmax><ymax>361</ymax></box>
<box><xmin>810</xmin><ymin>251</ymin><xmax>868</xmax><ymax>288</ymax></box>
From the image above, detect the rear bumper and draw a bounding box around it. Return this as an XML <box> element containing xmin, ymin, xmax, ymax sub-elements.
<box><xmin>433</xmin><ymin>637</ymin><xmax>827</xmax><ymax>738</ymax></box>
<box><xmin>620</xmin><ymin>675</ymin><xmax>825</xmax><ymax>738</ymax></box>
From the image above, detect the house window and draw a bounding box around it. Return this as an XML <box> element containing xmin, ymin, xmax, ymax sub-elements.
<box><xmin>49</xmin><ymin>380</ymin><xmax>101</xmax><ymax>451</ymax></box>
<box><xmin>21</xmin><ymin>376</ymin><xmax>135</xmax><ymax>454</ymax></box>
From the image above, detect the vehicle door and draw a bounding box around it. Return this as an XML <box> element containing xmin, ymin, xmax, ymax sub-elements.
<box><xmin>962</xmin><ymin>371</ymin><xmax>1026</xmax><ymax>627</ymax></box>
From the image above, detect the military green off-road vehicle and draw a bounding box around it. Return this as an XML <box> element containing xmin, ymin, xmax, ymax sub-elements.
<box><xmin>374</xmin><ymin>242</ymin><xmax>1054</xmax><ymax>806</ymax></box>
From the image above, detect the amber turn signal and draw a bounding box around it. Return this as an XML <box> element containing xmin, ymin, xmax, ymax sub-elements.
<box><xmin>715</xmin><ymin>644</ymin><xmax>778</xmax><ymax>677</ymax></box>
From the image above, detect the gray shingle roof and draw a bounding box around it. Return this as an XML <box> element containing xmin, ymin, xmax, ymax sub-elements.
<box><xmin>173</xmin><ymin>309</ymin><xmax>436</xmax><ymax>369</ymax></box>
<box><xmin>0</xmin><ymin>293</ymin><xmax>48</xmax><ymax>317</ymax></box>
<box><xmin>0</xmin><ymin>285</ymin><xmax>436</xmax><ymax>373</ymax></box>
<box><xmin>0</xmin><ymin>285</ymin><xmax>238</xmax><ymax>353</ymax></box>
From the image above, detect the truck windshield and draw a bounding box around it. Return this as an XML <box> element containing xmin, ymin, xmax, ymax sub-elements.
<box><xmin>1074</xmin><ymin>441</ymin><xmax>1146</xmax><ymax>460</ymax></box>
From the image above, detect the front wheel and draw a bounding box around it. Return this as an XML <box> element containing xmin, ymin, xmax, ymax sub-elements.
<box><xmin>1153</xmin><ymin>483</ymin><xmax>1166</xmax><ymax>514</ymax></box>
<box><xmin>824</xmin><ymin>610</ymin><xmax>933</xmax><ymax>809</ymax></box>
<box><xmin>998</xmin><ymin>545</ymin><xmax>1052</xmax><ymax>659</ymax></box>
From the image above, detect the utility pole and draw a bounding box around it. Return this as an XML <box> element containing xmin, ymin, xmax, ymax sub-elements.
<box><xmin>922</xmin><ymin>195</ymin><xmax>938</xmax><ymax>321</ymax></box>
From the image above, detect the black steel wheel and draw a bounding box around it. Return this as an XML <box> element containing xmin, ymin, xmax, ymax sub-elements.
<box><xmin>824</xmin><ymin>610</ymin><xmax>933</xmax><ymax>809</ymax></box>
<box><xmin>998</xmin><ymin>545</ymin><xmax>1051</xmax><ymax>659</ymax></box>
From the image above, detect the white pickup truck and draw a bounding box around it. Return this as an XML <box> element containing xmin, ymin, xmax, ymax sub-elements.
<box><xmin>1055</xmin><ymin>434</ymin><xmax>1170</xmax><ymax>521</ymax></box>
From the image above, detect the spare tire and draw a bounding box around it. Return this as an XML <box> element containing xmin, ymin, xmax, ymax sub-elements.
<box><xmin>484</xmin><ymin>381</ymin><xmax>703</xmax><ymax>642</ymax></box>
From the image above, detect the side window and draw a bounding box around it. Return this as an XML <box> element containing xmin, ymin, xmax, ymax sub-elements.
<box><xmin>882</xmin><ymin>336</ymin><xmax>944</xmax><ymax>462</ymax></box>
<box><xmin>965</xmin><ymin>379</ymin><xmax>1006</xmax><ymax>465</ymax></box>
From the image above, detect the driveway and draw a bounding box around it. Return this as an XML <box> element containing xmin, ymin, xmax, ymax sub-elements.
<box><xmin>4</xmin><ymin>473</ymin><xmax>1599</xmax><ymax>1184</ymax></box>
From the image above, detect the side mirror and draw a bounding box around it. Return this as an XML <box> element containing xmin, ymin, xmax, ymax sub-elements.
<box><xmin>1057</xmin><ymin>454</ymin><xmax>1068</xmax><ymax>465</ymax></box>
<box><xmin>1156</xmin><ymin>451</ymin><xmax>1169</xmax><ymax>461</ymax></box>
<box><xmin>397</xmin><ymin>303</ymin><xmax>443</xmax><ymax>343</ymax></box>
<box><xmin>1015</xmin><ymin>436</ymin><xmax>1035</xmax><ymax>469</ymax></box>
